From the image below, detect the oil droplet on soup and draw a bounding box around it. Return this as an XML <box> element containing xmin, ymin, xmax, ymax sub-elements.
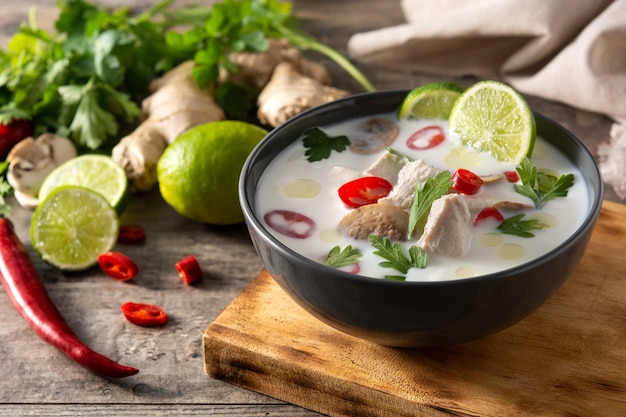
<box><xmin>444</xmin><ymin>146</ymin><xmax>481</xmax><ymax>170</ymax></box>
<box><xmin>526</xmin><ymin>212</ymin><xmax>558</xmax><ymax>228</ymax></box>
<box><xmin>281</xmin><ymin>179</ymin><xmax>321</xmax><ymax>198</ymax></box>
<box><xmin>455</xmin><ymin>266</ymin><xmax>477</xmax><ymax>278</ymax></box>
<box><xmin>320</xmin><ymin>228</ymin><xmax>342</xmax><ymax>244</ymax></box>
<box><xmin>480</xmin><ymin>232</ymin><xmax>504</xmax><ymax>247</ymax></box>
<box><xmin>496</xmin><ymin>243</ymin><xmax>526</xmax><ymax>260</ymax></box>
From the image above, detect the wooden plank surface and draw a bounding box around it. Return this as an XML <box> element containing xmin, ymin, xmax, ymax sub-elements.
<box><xmin>204</xmin><ymin>200</ymin><xmax>626</xmax><ymax>417</ymax></box>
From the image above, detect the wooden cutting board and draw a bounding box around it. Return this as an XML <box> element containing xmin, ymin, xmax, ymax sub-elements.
<box><xmin>203</xmin><ymin>200</ymin><xmax>626</xmax><ymax>417</ymax></box>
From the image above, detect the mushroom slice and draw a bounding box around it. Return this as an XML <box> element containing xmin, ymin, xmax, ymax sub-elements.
<box><xmin>338</xmin><ymin>203</ymin><xmax>409</xmax><ymax>241</ymax></box>
<box><xmin>349</xmin><ymin>117</ymin><xmax>399</xmax><ymax>155</ymax></box>
<box><xmin>418</xmin><ymin>194</ymin><xmax>472</xmax><ymax>257</ymax></box>
<box><xmin>480</xmin><ymin>174</ymin><xmax>503</xmax><ymax>184</ymax></box>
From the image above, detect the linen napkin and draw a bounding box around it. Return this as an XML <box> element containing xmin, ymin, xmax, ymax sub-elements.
<box><xmin>347</xmin><ymin>0</ymin><xmax>626</xmax><ymax>198</ymax></box>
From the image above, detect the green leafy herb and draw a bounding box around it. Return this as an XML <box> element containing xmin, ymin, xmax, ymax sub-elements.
<box><xmin>369</xmin><ymin>235</ymin><xmax>427</xmax><ymax>281</ymax></box>
<box><xmin>407</xmin><ymin>170</ymin><xmax>452</xmax><ymax>238</ymax></box>
<box><xmin>302</xmin><ymin>127</ymin><xmax>350</xmax><ymax>162</ymax></box>
<box><xmin>514</xmin><ymin>157</ymin><xmax>575</xmax><ymax>209</ymax></box>
<box><xmin>497</xmin><ymin>214</ymin><xmax>548</xmax><ymax>238</ymax></box>
<box><xmin>324</xmin><ymin>245</ymin><xmax>362</xmax><ymax>268</ymax></box>
<box><xmin>0</xmin><ymin>161</ymin><xmax>12</xmax><ymax>217</ymax></box>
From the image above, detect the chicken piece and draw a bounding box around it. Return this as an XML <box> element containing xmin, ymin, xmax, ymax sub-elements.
<box><xmin>338</xmin><ymin>203</ymin><xmax>409</xmax><ymax>241</ymax></box>
<box><xmin>378</xmin><ymin>159</ymin><xmax>441</xmax><ymax>211</ymax></box>
<box><xmin>418</xmin><ymin>194</ymin><xmax>472</xmax><ymax>257</ymax></box>
<box><xmin>326</xmin><ymin>165</ymin><xmax>361</xmax><ymax>184</ymax></box>
<box><xmin>363</xmin><ymin>149</ymin><xmax>409</xmax><ymax>185</ymax></box>
<box><xmin>349</xmin><ymin>117</ymin><xmax>400</xmax><ymax>155</ymax></box>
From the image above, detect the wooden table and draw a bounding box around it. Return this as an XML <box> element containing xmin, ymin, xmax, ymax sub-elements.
<box><xmin>0</xmin><ymin>1</ymin><xmax>619</xmax><ymax>416</ymax></box>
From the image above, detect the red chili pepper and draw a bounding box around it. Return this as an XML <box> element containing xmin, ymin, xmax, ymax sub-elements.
<box><xmin>121</xmin><ymin>302</ymin><xmax>168</xmax><ymax>327</ymax></box>
<box><xmin>264</xmin><ymin>209</ymin><xmax>316</xmax><ymax>239</ymax></box>
<box><xmin>504</xmin><ymin>170</ymin><xmax>520</xmax><ymax>183</ymax></box>
<box><xmin>176</xmin><ymin>255</ymin><xmax>203</xmax><ymax>285</ymax></box>
<box><xmin>117</xmin><ymin>225</ymin><xmax>146</xmax><ymax>244</ymax></box>
<box><xmin>474</xmin><ymin>207</ymin><xmax>505</xmax><ymax>226</ymax></box>
<box><xmin>338</xmin><ymin>176</ymin><xmax>393</xmax><ymax>208</ymax></box>
<box><xmin>0</xmin><ymin>218</ymin><xmax>138</xmax><ymax>378</ymax></box>
<box><xmin>406</xmin><ymin>125</ymin><xmax>446</xmax><ymax>150</ymax></box>
<box><xmin>0</xmin><ymin>119</ymin><xmax>33</xmax><ymax>160</ymax></box>
<box><xmin>452</xmin><ymin>168</ymin><xmax>484</xmax><ymax>195</ymax></box>
<box><xmin>98</xmin><ymin>252</ymin><xmax>139</xmax><ymax>282</ymax></box>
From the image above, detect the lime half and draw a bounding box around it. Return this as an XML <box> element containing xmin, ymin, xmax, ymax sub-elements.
<box><xmin>31</xmin><ymin>186</ymin><xmax>119</xmax><ymax>271</ymax></box>
<box><xmin>38</xmin><ymin>154</ymin><xmax>129</xmax><ymax>214</ymax></box>
<box><xmin>448</xmin><ymin>80</ymin><xmax>536</xmax><ymax>163</ymax></box>
<box><xmin>398</xmin><ymin>82</ymin><xmax>466</xmax><ymax>120</ymax></box>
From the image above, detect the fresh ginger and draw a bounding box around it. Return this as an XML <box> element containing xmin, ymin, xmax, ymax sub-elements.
<box><xmin>112</xmin><ymin>61</ymin><xmax>225</xmax><ymax>191</ymax></box>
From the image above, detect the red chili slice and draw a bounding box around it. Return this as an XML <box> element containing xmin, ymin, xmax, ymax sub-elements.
<box><xmin>117</xmin><ymin>225</ymin><xmax>146</xmax><ymax>244</ymax></box>
<box><xmin>406</xmin><ymin>125</ymin><xmax>446</xmax><ymax>150</ymax></box>
<box><xmin>264</xmin><ymin>210</ymin><xmax>316</xmax><ymax>239</ymax></box>
<box><xmin>474</xmin><ymin>207</ymin><xmax>505</xmax><ymax>226</ymax></box>
<box><xmin>176</xmin><ymin>255</ymin><xmax>203</xmax><ymax>285</ymax></box>
<box><xmin>504</xmin><ymin>170</ymin><xmax>520</xmax><ymax>183</ymax></box>
<box><xmin>338</xmin><ymin>176</ymin><xmax>393</xmax><ymax>208</ymax></box>
<box><xmin>120</xmin><ymin>302</ymin><xmax>168</xmax><ymax>327</ymax></box>
<box><xmin>98</xmin><ymin>252</ymin><xmax>139</xmax><ymax>282</ymax></box>
<box><xmin>452</xmin><ymin>168</ymin><xmax>484</xmax><ymax>195</ymax></box>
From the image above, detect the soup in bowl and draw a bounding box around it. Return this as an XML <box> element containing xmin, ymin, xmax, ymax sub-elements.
<box><xmin>239</xmin><ymin>89</ymin><xmax>603</xmax><ymax>347</ymax></box>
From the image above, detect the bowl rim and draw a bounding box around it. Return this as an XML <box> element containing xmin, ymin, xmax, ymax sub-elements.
<box><xmin>239</xmin><ymin>89</ymin><xmax>604</xmax><ymax>288</ymax></box>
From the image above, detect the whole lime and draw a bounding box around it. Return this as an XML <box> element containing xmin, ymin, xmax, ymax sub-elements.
<box><xmin>157</xmin><ymin>121</ymin><xmax>267</xmax><ymax>224</ymax></box>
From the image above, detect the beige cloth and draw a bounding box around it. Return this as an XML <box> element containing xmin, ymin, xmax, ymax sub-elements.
<box><xmin>348</xmin><ymin>0</ymin><xmax>626</xmax><ymax>198</ymax></box>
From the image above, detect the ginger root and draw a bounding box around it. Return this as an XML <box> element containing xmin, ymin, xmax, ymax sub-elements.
<box><xmin>112</xmin><ymin>61</ymin><xmax>225</xmax><ymax>191</ymax></box>
<box><xmin>257</xmin><ymin>62</ymin><xmax>350</xmax><ymax>127</ymax></box>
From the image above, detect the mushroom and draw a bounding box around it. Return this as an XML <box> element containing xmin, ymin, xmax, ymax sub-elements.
<box><xmin>7</xmin><ymin>133</ymin><xmax>77</xmax><ymax>209</ymax></box>
<box><xmin>349</xmin><ymin>117</ymin><xmax>399</xmax><ymax>155</ymax></box>
<box><xmin>338</xmin><ymin>203</ymin><xmax>409</xmax><ymax>241</ymax></box>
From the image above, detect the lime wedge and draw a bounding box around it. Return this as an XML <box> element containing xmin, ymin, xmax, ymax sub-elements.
<box><xmin>448</xmin><ymin>80</ymin><xmax>536</xmax><ymax>163</ymax></box>
<box><xmin>398</xmin><ymin>82</ymin><xmax>466</xmax><ymax>120</ymax></box>
<box><xmin>31</xmin><ymin>186</ymin><xmax>119</xmax><ymax>271</ymax></box>
<box><xmin>38</xmin><ymin>155</ymin><xmax>129</xmax><ymax>214</ymax></box>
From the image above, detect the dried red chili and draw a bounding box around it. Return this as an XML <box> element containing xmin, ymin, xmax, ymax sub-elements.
<box><xmin>98</xmin><ymin>252</ymin><xmax>139</xmax><ymax>281</ymax></box>
<box><xmin>452</xmin><ymin>168</ymin><xmax>484</xmax><ymax>195</ymax></box>
<box><xmin>117</xmin><ymin>225</ymin><xmax>146</xmax><ymax>244</ymax></box>
<box><xmin>0</xmin><ymin>218</ymin><xmax>138</xmax><ymax>378</ymax></box>
<box><xmin>121</xmin><ymin>302</ymin><xmax>168</xmax><ymax>327</ymax></box>
<box><xmin>175</xmin><ymin>255</ymin><xmax>203</xmax><ymax>285</ymax></box>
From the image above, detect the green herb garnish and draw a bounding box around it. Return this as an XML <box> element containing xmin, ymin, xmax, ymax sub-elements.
<box><xmin>369</xmin><ymin>235</ymin><xmax>427</xmax><ymax>281</ymax></box>
<box><xmin>497</xmin><ymin>214</ymin><xmax>548</xmax><ymax>238</ymax></box>
<box><xmin>324</xmin><ymin>245</ymin><xmax>362</xmax><ymax>268</ymax></box>
<box><xmin>407</xmin><ymin>170</ymin><xmax>452</xmax><ymax>238</ymax></box>
<box><xmin>302</xmin><ymin>127</ymin><xmax>350</xmax><ymax>162</ymax></box>
<box><xmin>514</xmin><ymin>157</ymin><xmax>575</xmax><ymax>209</ymax></box>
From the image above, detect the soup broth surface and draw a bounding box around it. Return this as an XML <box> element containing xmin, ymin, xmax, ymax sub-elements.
<box><xmin>255</xmin><ymin>113</ymin><xmax>589</xmax><ymax>281</ymax></box>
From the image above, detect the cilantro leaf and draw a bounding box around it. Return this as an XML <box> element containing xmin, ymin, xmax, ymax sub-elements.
<box><xmin>324</xmin><ymin>245</ymin><xmax>362</xmax><ymax>268</ymax></box>
<box><xmin>369</xmin><ymin>235</ymin><xmax>427</xmax><ymax>281</ymax></box>
<box><xmin>515</xmin><ymin>157</ymin><xmax>575</xmax><ymax>209</ymax></box>
<box><xmin>0</xmin><ymin>161</ymin><xmax>12</xmax><ymax>217</ymax></box>
<box><xmin>407</xmin><ymin>170</ymin><xmax>452</xmax><ymax>238</ymax></box>
<box><xmin>302</xmin><ymin>127</ymin><xmax>350</xmax><ymax>162</ymax></box>
<box><xmin>497</xmin><ymin>214</ymin><xmax>548</xmax><ymax>238</ymax></box>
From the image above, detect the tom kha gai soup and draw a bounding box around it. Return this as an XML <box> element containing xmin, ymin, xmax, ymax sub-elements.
<box><xmin>255</xmin><ymin>114</ymin><xmax>588</xmax><ymax>282</ymax></box>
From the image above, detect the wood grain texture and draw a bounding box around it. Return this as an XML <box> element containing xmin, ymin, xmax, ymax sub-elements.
<box><xmin>204</xmin><ymin>201</ymin><xmax>626</xmax><ymax>417</ymax></box>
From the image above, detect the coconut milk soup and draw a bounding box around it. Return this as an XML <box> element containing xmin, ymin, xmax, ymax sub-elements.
<box><xmin>256</xmin><ymin>112</ymin><xmax>589</xmax><ymax>281</ymax></box>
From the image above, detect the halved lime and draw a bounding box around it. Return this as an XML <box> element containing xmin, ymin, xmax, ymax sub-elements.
<box><xmin>38</xmin><ymin>154</ymin><xmax>130</xmax><ymax>214</ymax></box>
<box><xmin>31</xmin><ymin>186</ymin><xmax>119</xmax><ymax>271</ymax></box>
<box><xmin>398</xmin><ymin>82</ymin><xmax>466</xmax><ymax>120</ymax></box>
<box><xmin>448</xmin><ymin>80</ymin><xmax>536</xmax><ymax>163</ymax></box>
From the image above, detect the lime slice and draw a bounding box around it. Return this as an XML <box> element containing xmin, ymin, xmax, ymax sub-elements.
<box><xmin>38</xmin><ymin>155</ymin><xmax>129</xmax><ymax>214</ymax></box>
<box><xmin>398</xmin><ymin>82</ymin><xmax>466</xmax><ymax>120</ymax></box>
<box><xmin>448</xmin><ymin>80</ymin><xmax>536</xmax><ymax>163</ymax></box>
<box><xmin>31</xmin><ymin>186</ymin><xmax>119</xmax><ymax>271</ymax></box>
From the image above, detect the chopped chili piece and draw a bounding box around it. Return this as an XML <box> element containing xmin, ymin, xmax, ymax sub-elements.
<box><xmin>474</xmin><ymin>207</ymin><xmax>505</xmax><ymax>226</ymax></box>
<box><xmin>98</xmin><ymin>252</ymin><xmax>139</xmax><ymax>281</ymax></box>
<box><xmin>176</xmin><ymin>255</ymin><xmax>203</xmax><ymax>285</ymax></box>
<box><xmin>117</xmin><ymin>225</ymin><xmax>146</xmax><ymax>244</ymax></box>
<box><xmin>338</xmin><ymin>176</ymin><xmax>393</xmax><ymax>208</ymax></box>
<box><xmin>504</xmin><ymin>170</ymin><xmax>520</xmax><ymax>183</ymax></box>
<box><xmin>121</xmin><ymin>302</ymin><xmax>168</xmax><ymax>327</ymax></box>
<box><xmin>452</xmin><ymin>168</ymin><xmax>484</xmax><ymax>195</ymax></box>
<box><xmin>406</xmin><ymin>125</ymin><xmax>446</xmax><ymax>150</ymax></box>
<box><xmin>264</xmin><ymin>209</ymin><xmax>316</xmax><ymax>239</ymax></box>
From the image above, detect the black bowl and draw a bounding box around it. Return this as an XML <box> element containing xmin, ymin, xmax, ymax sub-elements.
<box><xmin>239</xmin><ymin>89</ymin><xmax>603</xmax><ymax>347</ymax></box>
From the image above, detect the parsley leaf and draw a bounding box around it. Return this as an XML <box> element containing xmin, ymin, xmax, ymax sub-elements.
<box><xmin>497</xmin><ymin>214</ymin><xmax>548</xmax><ymax>238</ymax></box>
<box><xmin>302</xmin><ymin>127</ymin><xmax>350</xmax><ymax>162</ymax></box>
<box><xmin>0</xmin><ymin>161</ymin><xmax>12</xmax><ymax>217</ymax></box>
<box><xmin>407</xmin><ymin>170</ymin><xmax>452</xmax><ymax>238</ymax></box>
<box><xmin>324</xmin><ymin>245</ymin><xmax>362</xmax><ymax>268</ymax></box>
<box><xmin>369</xmin><ymin>235</ymin><xmax>427</xmax><ymax>281</ymax></box>
<box><xmin>515</xmin><ymin>157</ymin><xmax>575</xmax><ymax>209</ymax></box>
